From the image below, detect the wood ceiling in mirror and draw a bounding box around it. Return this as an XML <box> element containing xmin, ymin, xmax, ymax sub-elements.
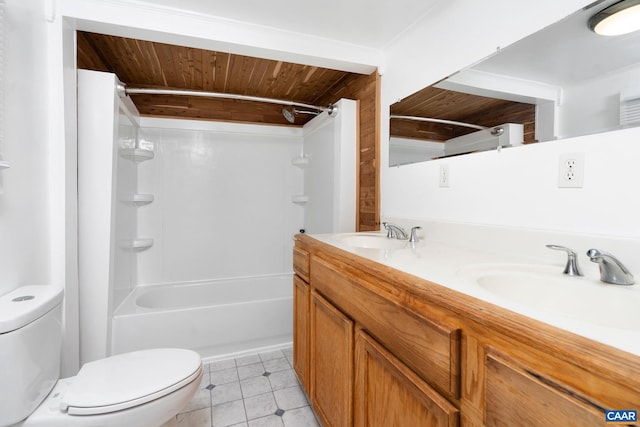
<box><xmin>390</xmin><ymin>85</ymin><xmax>537</xmax><ymax>143</ymax></box>
<box><xmin>76</xmin><ymin>31</ymin><xmax>359</xmax><ymax>126</ymax></box>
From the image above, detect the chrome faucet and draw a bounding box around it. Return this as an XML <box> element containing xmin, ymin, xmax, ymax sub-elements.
<box><xmin>382</xmin><ymin>222</ymin><xmax>408</xmax><ymax>240</ymax></box>
<box><xmin>586</xmin><ymin>249</ymin><xmax>635</xmax><ymax>285</ymax></box>
<box><xmin>546</xmin><ymin>245</ymin><xmax>583</xmax><ymax>276</ymax></box>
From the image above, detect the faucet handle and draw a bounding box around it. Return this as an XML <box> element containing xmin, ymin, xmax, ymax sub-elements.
<box><xmin>409</xmin><ymin>226</ymin><xmax>422</xmax><ymax>243</ymax></box>
<box><xmin>546</xmin><ymin>244</ymin><xmax>583</xmax><ymax>276</ymax></box>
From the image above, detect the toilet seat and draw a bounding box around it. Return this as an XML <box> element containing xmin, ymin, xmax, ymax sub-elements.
<box><xmin>60</xmin><ymin>348</ymin><xmax>202</xmax><ymax>416</ymax></box>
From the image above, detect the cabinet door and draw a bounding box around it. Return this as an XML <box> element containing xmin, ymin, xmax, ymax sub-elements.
<box><xmin>310</xmin><ymin>290</ymin><xmax>354</xmax><ymax>427</ymax></box>
<box><xmin>355</xmin><ymin>329</ymin><xmax>459</xmax><ymax>427</ymax></box>
<box><xmin>293</xmin><ymin>275</ymin><xmax>310</xmax><ymax>393</ymax></box>
<box><xmin>485</xmin><ymin>349</ymin><xmax>605</xmax><ymax>426</ymax></box>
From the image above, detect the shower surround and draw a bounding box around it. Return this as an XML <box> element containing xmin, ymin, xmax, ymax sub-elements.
<box><xmin>78</xmin><ymin>70</ymin><xmax>357</xmax><ymax>363</ymax></box>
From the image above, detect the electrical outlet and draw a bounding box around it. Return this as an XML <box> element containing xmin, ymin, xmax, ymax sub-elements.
<box><xmin>558</xmin><ymin>153</ymin><xmax>584</xmax><ymax>188</ymax></box>
<box><xmin>439</xmin><ymin>164</ymin><xmax>450</xmax><ymax>187</ymax></box>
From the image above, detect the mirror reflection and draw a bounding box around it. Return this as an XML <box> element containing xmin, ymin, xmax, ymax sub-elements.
<box><xmin>390</xmin><ymin>0</ymin><xmax>640</xmax><ymax>166</ymax></box>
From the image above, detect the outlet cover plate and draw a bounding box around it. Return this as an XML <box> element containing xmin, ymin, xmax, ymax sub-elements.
<box><xmin>558</xmin><ymin>152</ymin><xmax>584</xmax><ymax>188</ymax></box>
<box><xmin>439</xmin><ymin>164</ymin><xmax>450</xmax><ymax>187</ymax></box>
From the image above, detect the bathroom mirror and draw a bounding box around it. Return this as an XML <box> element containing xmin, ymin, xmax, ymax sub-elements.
<box><xmin>389</xmin><ymin>0</ymin><xmax>640</xmax><ymax>166</ymax></box>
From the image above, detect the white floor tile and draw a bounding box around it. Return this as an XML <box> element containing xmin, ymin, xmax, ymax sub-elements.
<box><xmin>273</xmin><ymin>386</ymin><xmax>308</xmax><ymax>410</ymax></box>
<box><xmin>262</xmin><ymin>358</ymin><xmax>291</xmax><ymax>373</ymax></box>
<box><xmin>238</xmin><ymin>362</ymin><xmax>265</xmax><ymax>380</ymax></box>
<box><xmin>179</xmin><ymin>348</ymin><xmax>318</xmax><ymax>427</ymax></box>
<box><xmin>259</xmin><ymin>350</ymin><xmax>284</xmax><ymax>362</ymax></box>
<box><xmin>281</xmin><ymin>348</ymin><xmax>293</xmax><ymax>359</ymax></box>
<box><xmin>248</xmin><ymin>415</ymin><xmax>284</xmax><ymax>427</ymax></box>
<box><xmin>177</xmin><ymin>407</ymin><xmax>211</xmax><ymax>427</ymax></box>
<box><xmin>212</xmin><ymin>381</ymin><xmax>243</xmax><ymax>406</ymax></box>
<box><xmin>282</xmin><ymin>406</ymin><xmax>320</xmax><ymax>427</ymax></box>
<box><xmin>211</xmin><ymin>367</ymin><xmax>240</xmax><ymax>385</ymax></box>
<box><xmin>244</xmin><ymin>392</ymin><xmax>278</xmax><ymax>420</ymax></box>
<box><xmin>209</xmin><ymin>359</ymin><xmax>237</xmax><ymax>372</ymax></box>
<box><xmin>240</xmin><ymin>376</ymin><xmax>272</xmax><ymax>398</ymax></box>
<box><xmin>268</xmin><ymin>370</ymin><xmax>299</xmax><ymax>391</ymax></box>
<box><xmin>236</xmin><ymin>354</ymin><xmax>261</xmax><ymax>367</ymax></box>
<box><xmin>212</xmin><ymin>399</ymin><xmax>247</xmax><ymax>427</ymax></box>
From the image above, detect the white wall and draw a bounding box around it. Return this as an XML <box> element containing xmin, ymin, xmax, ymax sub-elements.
<box><xmin>379</xmin><ymin>0</ymin><xmax>640</xmax><ymax>251</ymax></box>
<box><xmin>59</xmin><ymin>0</ymin><xmax>377</xmax><ymax>74</ymax></box>
<box><xmin>0</xmin><ymin>0</ymin><xmax>80</xmax><ymax>376</ymax></box>
<box><xmin>0</xmin><ymin>0</ymin><xmax>51</xmax><ymax>295</ymax></box>
<box><xmin>559</xmin><ymin>64</ymin><xmax>640</xmax><ymax>138</ymax></box>
<box><xmin>385</xmin><ymin>126</ymin><xmax>640</xmax><ymax>237</ymax></box>
<box><xmin>136</xmin><ymin>119</ymin><xmax>304</xmax><ymax>285</ymax></box>
<box><xmin>382</xmin><ymin>0</ymin><xmax>591</xmax><ymax>103</ymax></box>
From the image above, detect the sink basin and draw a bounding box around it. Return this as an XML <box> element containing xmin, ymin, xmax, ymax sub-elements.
<box><xmin>336</xmin><ymin>233</ymin><xmax>412</xmax><ymax>250</ymax></box>
<box><xmin>465</xmin><ymin>264</ymin><xmax>640</xmax><ymax>331</ymax></box>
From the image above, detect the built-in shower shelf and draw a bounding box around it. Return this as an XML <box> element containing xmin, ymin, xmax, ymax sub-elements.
<box><xmin>119</xmin><ymin>238</ymin><xmax>154</xmax><ymax>251</ymax></box>
<box><xmin>292</xmin><ymin>195</ymin><xmax>309</xmax><ymax>205</ymax></box>
<box><xmin>0</xmin><ymin>161</ymin><xmax>9</xmax><ymax>170</ymax></box>
<box><xmin>120</xmin><ymin>193</ymin><xmax>154</xmax><ymax>206</ymax></box>
<box><xmin>291</xmin><ymin>157</ymin><xmax>309</xmax><ymax>168</ymax></box>
<box><xmin>119</xmin><ymin>148</ymin><xmax>154</xmax><ymax>162</ymax></box>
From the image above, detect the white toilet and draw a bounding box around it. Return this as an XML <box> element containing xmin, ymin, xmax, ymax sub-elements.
<box><xmin>0</xmin><ymin>285</ymin><xmax>203</xmax><ymax>427</ymax></box>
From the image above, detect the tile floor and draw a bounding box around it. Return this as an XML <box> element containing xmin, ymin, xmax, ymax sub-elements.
<box><xmin>175</xmin><ymin>347</ymin><xmax>321</xmax><ymax>427</ymax></box>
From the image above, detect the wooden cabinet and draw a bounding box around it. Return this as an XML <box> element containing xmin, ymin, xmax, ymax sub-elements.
<box><xmin>292</xmin><ymin>245</ymin><xmax>311</xmax><ymax>393</ymax></box>
<box><xmin>293</xmin><ymin>275</ymin><xmax>309</xmax><ymax>393</ymax></box>
<box><xmin>310</xmin><ymin>290</ymin><xmax>354</xmax><ymax>427</ymax></box>
<box><xmin>483</xmin><ymin>348</ymin><xmax>604</xmax><ymax>426</ymax></box>
<box><xmin>294</xmin><ymin>236</ymin><xmax>640</xmax><ymax>427</ymax></box>
<box><xmin>355</xmin><ymin>329</ymin><xmax>459</xmax><ymax>427</ymax></box>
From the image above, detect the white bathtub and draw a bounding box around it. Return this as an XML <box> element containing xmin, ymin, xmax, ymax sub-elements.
<box><xmin>111</xmin><ymin>274</ymin><xmax>293</xmax><ymax>361</ymax></box>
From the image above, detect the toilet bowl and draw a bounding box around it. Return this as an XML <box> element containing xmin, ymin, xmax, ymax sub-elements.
<box><xmin>0</xmin><ymin>286</ymin><xmax>203</xmax><ymax>427</ymax></box>
<box><xmin>20</xmin><ymin>348</ymin><xmax>203</xmax><ymax>427</ymax></box>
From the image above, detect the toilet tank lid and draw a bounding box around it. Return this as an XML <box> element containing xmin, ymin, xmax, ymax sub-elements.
<box><xmin>0</xmin><ymin>286</ymin><xmax>63</xmax><ymax>334</ymax></box>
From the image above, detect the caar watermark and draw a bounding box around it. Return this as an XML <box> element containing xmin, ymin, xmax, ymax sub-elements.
<box><xmin>605</xmin><ymin>410</ymin><xmax>637</xmax><ymax>423</ymax></box>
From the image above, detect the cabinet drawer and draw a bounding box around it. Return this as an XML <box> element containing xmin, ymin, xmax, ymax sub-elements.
<box><xmin>485</xmin><ymin>348</ymin><xmax>606</xmax><ymax>426</ymax></box>
<box><xmin>355</xmin><ymin>329</ymin><xmax>459</xmax><ymax>427</ymax></box>
<box><xmin>293</xmin><ymin>245</ymin><xmax>310</xmax><ymax>282</ymax></box>
<box><xmin>312</xmin><ymin>255</ymin><xmax>461</xmax><ymax>399</ymax></box>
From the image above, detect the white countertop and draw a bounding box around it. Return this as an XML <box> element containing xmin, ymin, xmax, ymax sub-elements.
<box><xmin>310</xmin><ymin>229</ymin><xmax>640</xmax><ymax>357</ymax></box>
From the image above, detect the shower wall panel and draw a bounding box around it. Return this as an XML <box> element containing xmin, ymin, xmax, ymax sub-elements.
<box><xmin>136</xmin><ymin>121</ymin><xmax>304</xmax><ymax>285</ymax></box>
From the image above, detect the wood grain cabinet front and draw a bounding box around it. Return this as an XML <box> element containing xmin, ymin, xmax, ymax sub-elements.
<box><xmin>484</xmin><ymin>348</ymin><xmax>614</xmax><ymax>427</ymax></box>
<box><xmin>294</xmin><ymin>236</ymin><xmax>640</xmax><ymax>427</ymax></box>
<box><xmin>293</xmin><ymin>275</ymin><xmax>310</xmax><ymax>394</ymax></box>
<box><xmin>355</xmin><ymin>329</ymin><xmax>459</xmax><ymax>427</ymax></box>
<box><xmin>310</xmin><ymin>290</ymin><xmax>354</xmax><ymax>427</ymax></box>
<box><xmin>293</xmin><ymin>245</ymin><xmax>310</xmax><ymax>282</ymax></box>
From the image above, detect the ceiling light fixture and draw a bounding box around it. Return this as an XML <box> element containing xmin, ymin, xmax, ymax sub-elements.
<box><xmin>589</xmin><ymin>0</ymin><xmax>640</xmax><ymax>35</ymax></box>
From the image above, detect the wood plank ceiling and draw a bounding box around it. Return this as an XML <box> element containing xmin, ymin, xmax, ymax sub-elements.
<box><xmin>78</xmin><ymin>31</ymin><xmax>534</xmax><ymax>138</ymax></box>
<box><xmin>77</xmin><ymin>31</ymin><xmax>358</xmax><ymax>126</ymax></box>
<box><xmin>390</xmin><ymin>85</ymin><xmax>537</xmax><ymax>143</ymax></box>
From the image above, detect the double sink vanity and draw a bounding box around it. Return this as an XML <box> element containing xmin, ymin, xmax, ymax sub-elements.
<box><xmin>292</xmin><ymin>222</ymin><xmax>640</xmax><ymax>426</ymax></box>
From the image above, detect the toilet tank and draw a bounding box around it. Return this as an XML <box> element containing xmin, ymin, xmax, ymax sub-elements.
<box><xmin>0</xmin><ymin>286</ymin><xmax>64</xmax><ymax>426</ymax></box>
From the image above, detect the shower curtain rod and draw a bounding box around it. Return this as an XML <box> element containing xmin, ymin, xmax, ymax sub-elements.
<box><xmin>121</xmin><ymin>85</ymin><xmax>332</xmax><ymax>113</ymax></box>
<box><xmin>390</xmin><ymin>115</ymin><xmax>488</xmax><ymax>131</ymax></box>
